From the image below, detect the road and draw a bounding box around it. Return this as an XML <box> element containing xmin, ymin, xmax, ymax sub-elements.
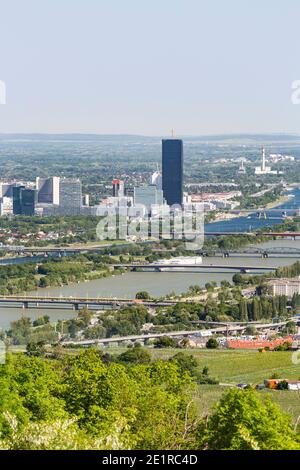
<box><xmin>62</xmin><ymin>319</ymin><xmax>296</xmax><ymax>346</ymax></box>
<box><xmin>112</xmin><ymin>263</ymin><xmax>277</xmax><ymax>272</ymax></box>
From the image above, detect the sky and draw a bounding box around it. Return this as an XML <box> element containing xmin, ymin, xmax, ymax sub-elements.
<box><xmin>0</xmin><ymin>0</ymin><xmax>300</xmax><ymax>135</ymax></box>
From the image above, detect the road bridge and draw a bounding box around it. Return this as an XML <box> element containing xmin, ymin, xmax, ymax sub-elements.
<box><xmin>62</xmin><ymin>319</ymin><xmax>296</xmax><ymax>346</ymax></box>
<box><xmin>0</xmin><ymin>295</ymin><xmax>178</xmax><ymax>310</ymax></box>
<box><xmin>112</xmin><ymin>263</ymin><xmax>277</xmax><ymax>273</ymax></box>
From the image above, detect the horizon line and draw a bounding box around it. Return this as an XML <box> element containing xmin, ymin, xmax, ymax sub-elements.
<box><xmin>0</xmin><ymin>131</ymin><xmax>300</xmax><ymax>138</ymax></box>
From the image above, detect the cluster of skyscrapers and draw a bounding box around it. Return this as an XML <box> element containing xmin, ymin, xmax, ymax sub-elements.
<box><xmin>0</xmin><ymin>177</ymin><xmax>87</xmax><ymax>216</ymax></box>
<box><xmin>96</xmin><ymin>139</ymin><xmax>184</xmax><ymax>218</ymax></box>
<box><xmin>0</xmin><ymin>139</ymin><xmax>184</xmax><ymax>218</ymax></box>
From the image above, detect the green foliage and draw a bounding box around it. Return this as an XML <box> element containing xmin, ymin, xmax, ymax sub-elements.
<box><xmin>135</xmin><ymin>291</ymin><xmax>151</xmax><ymax>300</ymax></box>
<box><xmin>154</xmin><ymin>336</ymin><xmax>178</xmax><ymax>348</ymax></box>
<box><xmin>0</xmin><ymin>353</ymin><xmax>67</xmax><ymax>438</ymax></box>
<box><xmin>199</xmin><ymin>388</ymin><xmax>300</xmax><ymax>450</ymax></box>
<box><xmin>206</xmin><ymin>338</ymin><xmax>218</xmax><ymax>349</ymax></box>
<box><xmin>117</xmin><ymin>345</ymin><xmax>151</xmax><ymax>365</ymax></box>
<box><xmin>0</xmin><ymin>349</ymin><xmax>299</xmax><ymax>449</ymax></box>
<box><xmin>26</xmin><ymin>341</ymin><xmax>46</xmax><ymax>357</ymax></box>
<box><xmin>32</xmin><ymin>315</ymin><xmax>50</xmax><ymax>327</ymax></box>
<box><xmin>169</xmin><ymin>352</ymin><xmax>199</xmax><ymax>378</ymax></box>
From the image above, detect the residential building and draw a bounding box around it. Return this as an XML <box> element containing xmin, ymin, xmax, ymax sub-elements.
<box><xmin>268</xmin><ymin>277</ymin><xmax>300</xmax><ymax>297</ymax></box>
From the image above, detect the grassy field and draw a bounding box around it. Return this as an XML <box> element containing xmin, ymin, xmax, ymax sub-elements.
<box><xmin>194</xmin><ymin>384</ymin><xmax>300</xmax><ymax>423</ymax></box>
<box><xmin>141</xmin><ymin>349</ymin><xmax>300</xmax><ymax>383</ymax></box>
<box><xmin>102</xmin><ymin>347</ymin><xmax>300</xmax><ymax>423</ymax></box>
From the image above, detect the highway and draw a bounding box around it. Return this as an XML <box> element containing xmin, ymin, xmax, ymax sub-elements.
<box><xmin>62</xmin><ymin>319</ymin><xmax>296</xmax><ymax>346</ymax></box>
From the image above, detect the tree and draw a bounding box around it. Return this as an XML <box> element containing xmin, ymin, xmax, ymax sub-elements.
<box><xmin>84</xmin><ymin>325</ymin><xmax>107</xmax><ymax>339</ymax></box>
<box><xmin>169</xmin><ymin>352</ymin><xmax>199</xmax><ymax>379</ymax></box>
<box><xmin>282</xmin><ymin>321</ymin><xmax>297</xmax><ymax>335</ymax></box>
<box><xmin>135</xmin><ymin>291</ymin><xmax>151</xmax><ymax>300</ymax></box>
<box><xmin>8</xmin><ymin>317</ymin><xmax>32</xmax><ymax>345</ymax></box>
<box><xmin>239</xmin><ymin>300</ymin><xmax>248</xmax><ymax>322</ymax></box>
<box><xmin>117</xmin><ymin>345</ymin><xmax>151</xmax><ymax>365</ymax></box>
<box><xmin>154</xmin><ymin>336</ymin><xmax>178</xmax><ymax>348</ymax></box>
<box><xmin>77</xmin><ymin>307</ymin><xmax>93</xmax><ymax>327</ymax></box>
<box><xmin>199</xmin><ymin>388</ymin><xmax>300</xmax><ymax>450</ymax></box>
<box><xmin>32</xmin><ymin>315</ymin><xmax>50</xmax><ymax>327</ymax></box>
<box><xmin>244</xmin><ymin>325</ymin><xmax>257</xmax><ymax>336</ymax></box>
<box><xmin>26</xmin><ymin>341</ymin><xmax>46</xmax><ymax>357</ymax></box>
<box><xmin>206</xmin><ymin>338</ymin><xmax>218</xmax><ymax>349</ymax></box>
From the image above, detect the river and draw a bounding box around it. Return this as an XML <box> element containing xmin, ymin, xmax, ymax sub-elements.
<box><xmin>0</xmin><ymin>189</ymin><xmax>299</xmax><ymax>330</ymax></box>
<box><xmin>0</xmin><ymin>238</ymin><xmax>299</xmax><ymax>330</ymax></box>
<box><xmin>204</xmin><ymin>188</ymin><xmax>300</xmax><ymax>233</ymax></box>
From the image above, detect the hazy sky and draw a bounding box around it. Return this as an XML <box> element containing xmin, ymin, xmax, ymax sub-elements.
<box><xmin>0</xmin><ymin>0</ymin><xmax>300</xmax><ymax>135</ymax></box>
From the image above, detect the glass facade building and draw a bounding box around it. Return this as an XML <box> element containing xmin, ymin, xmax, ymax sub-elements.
<box><xmin>59</xmin><ymin>178</ymin><xmax>82</xmax><ymax>215</ymax></box>
<box><xmin>134</xmin><ymin>185</ymin><xmax>164</xmax><ymax>212</ymax></box>
<box><xmin>162</xmin><ymin>139</ymin><xmax>183</xmax><ymax>206</ymax></box>
<box><xmin>13</xmin><ymin>186</ymin><xmax>37</xmax><ymax>215</ymax></box>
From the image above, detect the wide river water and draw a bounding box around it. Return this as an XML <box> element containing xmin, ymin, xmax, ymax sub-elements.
<box><xmin>0</xmin><ymin>189</ymin><xmax>299</xmax><ymax>330</ymax></box>
<box><xmin>0</xmin><ymin>238</ymin><xmax>299</xmax><ymax>330</ymax></box>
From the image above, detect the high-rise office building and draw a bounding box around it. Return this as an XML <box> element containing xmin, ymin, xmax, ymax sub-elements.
<box><xmin>59</xmin><ymin>178</ymin><xmax>82</xmax><ymax>215</ymax></box>
<box><xmin>36</xmin><ymin>177</ymin><xmax>60</xmax><ymax>204</ymax></box>
<box><xmin>112</xmin><ymin>179</ymin><xmax>124</xmax><ymax>197</ymax></box>
<box><xmin>13</xmin><ymin>186</ymin><xmax>37</xmax><ymax>216</ymax></box>
<box><xmin>134</xmin><ymin>185</ymin><xmax>164</xmax><ymax>212</ymax></box>
<box><xmin>162</xmin><ymin>139</ymin><xmax>183</xmax><ymax>206</ymax></box>
<box><xmin>0</xmin><ymin>182</ymin><xmax>18</xmax><ymax>198</ymax></box>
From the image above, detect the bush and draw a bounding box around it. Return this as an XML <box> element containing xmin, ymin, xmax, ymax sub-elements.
<box><xmin>154</xmin><ymin>336</ymin><xmax>178</xmax><ymax>348</ymax></box>
<box><xmin>206</xmin><ymin>338</ymin><xmax>218</xmax><ymax>349</ymax></box>
<box><xmin>135</xmin><ymin>291</ymin><xmax>151</xmax><ymax>300</ymax></box>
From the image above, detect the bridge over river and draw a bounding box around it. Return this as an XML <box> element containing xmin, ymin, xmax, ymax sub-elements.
<box><xmin>0</xmin><ymin>295</ymin><xmax>179</xmax><ymax>310</ymax></box>
<box><xmin>112</xmin><ymin>263</ymin><xmax>278</xmax><ymax>273</ymax></box>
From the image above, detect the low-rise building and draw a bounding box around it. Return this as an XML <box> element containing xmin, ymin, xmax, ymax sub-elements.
<box><xmin>268</xmin><ymin>277</ymin><xmax>300</xmax><ymax>297</ymax></box>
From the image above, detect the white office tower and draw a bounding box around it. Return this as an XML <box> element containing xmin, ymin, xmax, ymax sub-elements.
<box><xmin>82</xmin><ymin>194</ymin><xmax>90</xmax><ymax>206</ymax></box>
<box><xmin>59</xmin><ymin>178</ymin><xmax>82</xmax><ymax>215</ymax></box>
<box><xmin>0</xmin><ymin>197</ymin><xmax>13</xmax><ymax>215</ymax></box>
<box><xmin>36</xmin><ymin>177</ymin><xmax>60</xmax><ymax>204</ymax></box>
<box><xmin>150</xmin><ymin>171</ymin><xmax>162</xmax><ymax>189</ymax></box>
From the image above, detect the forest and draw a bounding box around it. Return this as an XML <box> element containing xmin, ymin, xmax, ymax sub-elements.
<box><xmin>0</xmin><ymin>349</ymin><xmax>299</xmax><ymax>450</ymax></box>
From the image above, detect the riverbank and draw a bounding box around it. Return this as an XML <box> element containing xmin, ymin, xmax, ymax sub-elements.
<box><xmin>264</xmin><ymin>194</ymin><xmax>293</xmax><ymax>209</ymax></box>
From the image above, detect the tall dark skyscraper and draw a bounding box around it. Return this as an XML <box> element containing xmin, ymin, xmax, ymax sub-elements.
<box><xmin>162</xmin><ymin>139</ymin><xmax>183</xmax><ymax>206</ymax></box>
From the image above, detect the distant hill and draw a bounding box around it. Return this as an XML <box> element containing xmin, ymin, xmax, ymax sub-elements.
<box><xmin>0</xmin><ymin>133</ymin><xmax>300</xmax><ymax>143</ymax></box>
